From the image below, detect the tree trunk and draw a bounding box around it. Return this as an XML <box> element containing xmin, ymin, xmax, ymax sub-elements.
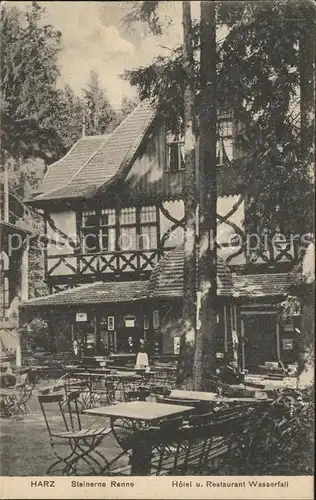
<box><xmin>297</xmin><ymin>289</ymin><xmax>315</xmax><ymax>389</ymax></box>
<box><xmin>299</xmin><ymin>12</ymin><xmax>315</xmax><ymax>175</ymax></box>
<box><xmin>193</xmin><ymin>1</ymin><xmax>217</xmax><ymax>391</ymax></box>
<box><xmin>176</xmin><ymin>1</ymin><xmax>197</xmax><ymax>389</ymax></box>
<box><xmin>297</xmin><ymin>5</ymin><xmax>315</xmax><ymax>388</ymax></box>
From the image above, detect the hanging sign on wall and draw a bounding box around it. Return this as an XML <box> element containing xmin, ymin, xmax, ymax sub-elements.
<box><xmin>124</xmin><ymin>315</ymin><xmax>136</xmax><ymax>328</ymax></box>
<box><xmin>76</xmin><ymin>312</ymin><xmax>87</xmax><ymax>322</ymax></box>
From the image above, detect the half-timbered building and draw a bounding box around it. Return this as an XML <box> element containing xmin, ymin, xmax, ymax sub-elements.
<box><xmin>21</xmin><ymin>99</ymin><xmax>302</xmax><ymax>370</ymax></box>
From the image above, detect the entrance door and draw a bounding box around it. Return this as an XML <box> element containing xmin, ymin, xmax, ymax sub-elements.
<box><xmin>243</xmin><ymin>314</ymin><xmax>278</xmax><ymax>371</ymax></box>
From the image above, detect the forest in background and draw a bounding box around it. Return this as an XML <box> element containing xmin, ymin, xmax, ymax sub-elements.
<box><xmin>0</xmin><ymin>1</ymin><xmax>138</xmax><ymax>297</ymax></box>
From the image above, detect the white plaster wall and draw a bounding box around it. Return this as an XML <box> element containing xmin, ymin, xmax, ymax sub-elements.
<box><xmin>159</xmin><ymin>197</ymin><xmax>245</xmax><ymax>260</ymax></box>
<box><xmin>217</xmin><ymin>195</ymin><xmax>244</xmax><ymax>244</ymax></box>
<box><xmin>47</xmin><ymin>211</ymin><xmax>77</xmax><ymax>256</ymax></box>
<box><xmin>159</xmin><ymin>200</ymin><xmax>184</xmax><ymax>248</ymax></box>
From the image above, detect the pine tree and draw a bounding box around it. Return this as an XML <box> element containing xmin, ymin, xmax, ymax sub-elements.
<box><xmin>0</xmin><ymin>1</ymin><xmax>64</xmax><ymax>163</ymax></box>
<box><xmin>53</xmin><ymin>84</ymin><xmax>84</xmax><ymax>149</ymax></box>
<box><xmin>83</xmin><ymin>70</ymin><xmax>116</xmax><ymax>136</ymax></box>
<box><xmin>193</xmin><ymin>1</ymin><xmax>217</xmax><ymax>390</ymax></box>
<box><xmin>176</xmin><ymin>1</ymin><xmax>197</xmax><ymax>388</ymax></box>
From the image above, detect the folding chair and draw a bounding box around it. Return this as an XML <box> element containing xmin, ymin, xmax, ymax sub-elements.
<box><xmin>0</xmin><ymin>369</ymin><xmax>36</xmax><ymax>418</ymax></box>
<box><xmin>124</xmin><ymin>389</ymin><xmax>150</xmax><ymax>402</ymax></box>
<box><xmin>38</xmin><ymin>392</ymin><xmax>112</xmax><ymax>475</ymax></box>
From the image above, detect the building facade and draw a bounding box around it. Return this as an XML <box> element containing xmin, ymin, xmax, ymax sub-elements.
<box><xmin>21</xmin><ymin>100</ymin><xmax>302</xmax><ymax>370</ymax></box>
<box><xmin>0</xmin><ymin>183</ymin><xmax>29</xmax><ymax>363</ymax></box>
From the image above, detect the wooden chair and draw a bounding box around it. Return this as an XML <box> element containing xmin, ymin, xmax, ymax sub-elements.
<box><xmin>38</xmin><ymin>392</ymin><xmax>112</xmax><ymax>475</ymax></box>
<box><xmin>124</xmin><ymin>389</ymin><xmax>150</xmax><ymax>402</ymax></box>
<box><xmin>0</xmin><ymin>369</ymin><xmax>36</xmax><ymax>418</ymax></box>
<box><xmin>103</xmin><ymin>402</ymin><xmax>270</xmax><ymax>477</ymax></box>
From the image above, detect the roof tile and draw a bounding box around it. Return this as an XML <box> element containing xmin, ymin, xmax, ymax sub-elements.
<box><xmin>148</xmin><ymin>245</ymin><xmax>234</xmax><ymax>298</ymax></box>
<box><xmin>32</xmin><ymin>100</ymin><xmax>157</xmax><ymax>202</ymax></box>
<box><xmin>22</xmin><ymin>281</ymin><xmax>149</xmax><ymax>308</ymax></box>
<box><xmin>232</xmin><ymin>273</ymin><xmax>297</xmax><ymax>297</ymax></box>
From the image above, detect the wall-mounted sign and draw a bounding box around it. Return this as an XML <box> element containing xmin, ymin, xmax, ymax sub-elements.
<box><xmin>216</xmin><ymin>352</ymin><xmax>224</xmax><ymax>359</ymax></box>
<box><xmin>282</xmin><ymin>338</ymin><xmax>294</xmax><ymax>350</ymax></box>
<box><xmin>173</xmin><ymin>336</ymin><xmax>181</xmax><ymax>355</ymax></box>
<box><xmin>108</xmin><ymin>316</ymin><xmax>115</xmax><ymax>330</ymax></box>
<box><xmin>76</xmin><ymin>312</ymin><xmax>87</xmax><ymax>322</ymax></box>
<box><xmin>124</xmin><ymin>315</ymin><xmax>136</xmax><ymax>328</ymax></box>
<box><xmin>125</xmin><ymin>319</ymin><xmax>135</xmax><ymax>328</ymax></box>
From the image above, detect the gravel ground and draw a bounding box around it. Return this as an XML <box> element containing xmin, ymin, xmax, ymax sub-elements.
<box><xmin>0</xmin><ymin>393</ymin><xmax>127</xmax><ymax>476</ymax></box>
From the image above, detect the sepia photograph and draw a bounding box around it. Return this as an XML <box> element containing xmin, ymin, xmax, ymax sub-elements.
<box><xmin>0</xmin><ymin>1</ymin><xmax>315</xmax><ymax>498</ymax></box>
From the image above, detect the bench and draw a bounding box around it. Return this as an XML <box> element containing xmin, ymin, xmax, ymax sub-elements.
<box><xmin>106</xmin><ymin>400</ymin><xmax>269</xmax><ymax>476</ymax></box>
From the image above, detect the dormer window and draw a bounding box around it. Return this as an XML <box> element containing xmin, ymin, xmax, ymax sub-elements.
<box><xmin>166</xmin><ymin>132</ymin><xmax>185</xmax><ymax>171</ymax></box>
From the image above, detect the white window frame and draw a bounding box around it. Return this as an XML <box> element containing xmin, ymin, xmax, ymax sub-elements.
<box><xmin>166</xmin><ymin>141</ymin><xmax>185</xmax><ymax>171</ymax></box>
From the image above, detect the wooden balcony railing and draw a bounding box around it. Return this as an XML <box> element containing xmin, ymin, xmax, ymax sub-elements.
<box><xmin>46</xmin><ymin>249</ymin><xmax>161</xmax><ymax>280</ymax></box>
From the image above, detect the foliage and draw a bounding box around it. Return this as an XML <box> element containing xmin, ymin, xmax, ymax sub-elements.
<box><xmin>238</xmin><ymin>388</ymin><xmax>314</xmax><ymax>474</ymax></box>
<box><xmin>83</xmin><ymin>70</ymin><xmax>116</xmax><ymax>135</ymax></box>
<box><xmin>26</xmin><ymin>317</ymin><xmax>50</xmax><ymax>351</ymax></box>
<box><xmin>123</xmin><ymin>0</ymin><xmax>315</xmax><ymax>234</ymax></box>
<box><xmin>0</xmin><ymin>1</ymin><xmax>65</xmax><ymax>163</ymax></box>
<box><xmin>124</xmin><ymin>22</ymin><xmax>200</xmax><ymax>134</ymax></box>
<box><xmin>123</xmin><ymin>1</ymin><xmax>164</xmax><ymax>36</ymax></box>
<box><xmin>1</xmin><ymin>2</ymin><xmax>133</xmax><ymax>300</ymax></box>
<box><xmin>113</xmin><ymin>95</ymin><xmax>139</xmax><ymax>127</ymax></box>
<box><xmin>51</xmin><ymin>84</ymin><xmax>84</xmax><ymax>150</ymax></box>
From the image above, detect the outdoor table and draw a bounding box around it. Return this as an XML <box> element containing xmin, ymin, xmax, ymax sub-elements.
<box><xmin>154</xmin><ymin>365</ymin><xmax>177</xmax><ymax>372</ymax></box>
<box><xmin>169</xmin><ymin>389</ymin><xmax>218</xmax><ymax>402</ymax></box>
<box><xmin>109</xmin><ymin>371</ymin><xmax>141</xmax><ymax>378</ymax></box>
<box><xmin>168</xmin><ymin>390</ymin><xmax>272</xmax><ymax>411</ymax></box>
<box><xmin>84</xmin><ymin>401</ymin><xmax>195</xmax><ymax>475</ymax></box>
<box><xmin>63</xmin><ymin>371</ymin><xmax>112</xmax><ymax>408</ymax></box>
<box><xmin>79</xmin><ymin>368</ymin><xmax>113</xmax><ymax>374</ymax></box>
<box><xmin>64</xmin><ymin>365</ymin><xmax>81</xmax><ymax>371</ymax></box>
<box><xmin>221</xmin><ymin>396</ymin><xmax>272</xmax><ymax>403</ymax></box>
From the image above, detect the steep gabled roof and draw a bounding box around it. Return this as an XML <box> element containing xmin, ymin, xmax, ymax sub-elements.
<box><xmin>148</xmin><ymin>245</ymin><xmax>234</xmax><ymax>298</ymax></box>
<box><xmin>31</xmin><ymin>100</ymin><xmax>157</xmax><ymax>202</ymax></box>
<box><xmin>36</xmin><ymin>135</ymin><xmax>107</xmax><ymax>198</ymax></box>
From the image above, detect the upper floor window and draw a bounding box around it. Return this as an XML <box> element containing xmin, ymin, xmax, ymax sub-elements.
<box><xmin>119</xmin><ymin>207</ymin><xmax>137</xmax><ymax>250</ymax></box>
<box><xmin>80</xmin><ymin>206</ymin><xmax>159</xmax><ymax>254</ymax></box>
<box><xmin>100</xmin><ymin>208</ymin><xmax>116</xmax><ymax>251</ymax></box>
<box><xmin>166</xmin><ymin>132</ymin><xmax>185</xmax><ymax>172</ymax></box>
<box><xmin>81</xmin><ymin>210</ymin><xmax>98</xmax><ymax>253</ymax></box>
<box><xmin>139</xmin><ymin>206</ymin><xmax>157</xmax><ymax>250</ymax></box>
<box><xmin>217</xmin><ymin>112</ymin><xmax>234</xmax><ymax>165</ymax></box>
